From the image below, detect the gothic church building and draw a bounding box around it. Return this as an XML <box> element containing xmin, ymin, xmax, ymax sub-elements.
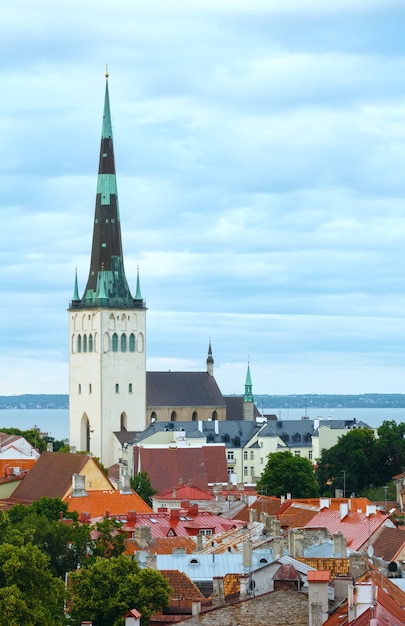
<box><xmin>68</xmin><ymin>76</ymin><xmax>256</xmax><ymax>467</ymax></box>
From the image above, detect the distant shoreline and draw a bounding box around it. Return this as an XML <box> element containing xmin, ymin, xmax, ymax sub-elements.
<box><xmin>1</xmin><ymin>393</ymin><xmax>405</xmax><ymax>410</ymax></box>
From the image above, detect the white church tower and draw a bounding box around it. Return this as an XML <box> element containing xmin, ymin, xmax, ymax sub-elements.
<box><xmin>68</xmin><ymin>73</ymin><xmax>147</xmax><ymax>467</ymax></box>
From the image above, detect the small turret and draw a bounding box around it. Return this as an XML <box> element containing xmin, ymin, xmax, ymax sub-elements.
<box><xmin>243</xmin><ymin>362</ymin><xmax>254</xmax><ymax>420</ymax></box>
<box><xmin>206</xmin><ymin>339</ymin><xmax>214</xmax><ymax>376</ymax></box>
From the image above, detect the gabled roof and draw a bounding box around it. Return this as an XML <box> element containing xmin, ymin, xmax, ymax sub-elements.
<box><xmin>147</xmin><ymin>371</ymin><xmax>226</xmax><ymax>407</ymax></box>
<box><xmin>304</xmin><ymin>509</ymin><xmax>390</xmax><ymax>551</ymax></box>
<box><xmin>8</xmin><ymin>452</ymin><xmax>113</xmax><ymax>505</ymax></box>
<box><xmin>9</xmin><ymin>452</ymin><xmax>90</xmax><ymax>503</ymax></box>
<box><xmin>154</xmin><ymin>483</ymin><xmax>214</xmax><ymax>502</ymax></box>
<box><xmin>160</xmin><ymin>569</ymin><xmax>207</xmax><ymax>603</ymax></box>
<box><xmin>65</xmin><ymin>489</ymin><xmax>152</xmax><ymax>517</ymax></box>
<box><xmin>371</xmin><ymin>526</ymin><xmax>405</xmax><ymax>562</ymax></box>
<box><xmin>134</xmin><ymin>445</ymin><xmax>228</xmax><ymax>493</ymax></box>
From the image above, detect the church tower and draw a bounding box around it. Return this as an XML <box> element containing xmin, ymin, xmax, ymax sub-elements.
<box><xmin>243</xmin><ymin>362</ymin><xmax>254</xmax><ymax>420</ymax></box>
<box><xmin>68</xmin><ymin>73</ymin><xmax>147</xmax><ymax>467</ymax></box>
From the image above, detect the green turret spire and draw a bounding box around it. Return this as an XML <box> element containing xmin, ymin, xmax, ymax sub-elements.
<box><xmin>72</xmin><ymin>267</ymin><xmax>80</xmax><ymax>302</ymax></box>
<box><xmin>71</xmin><ymin>72</ymin><xmax>145</xmax><ymax>310</ymax></box>
<box><xmin>243</xmin><ymin>363</ymin><xmax>253</xmax><ymax>403</ymax></box>
<box><xmin>135</xmin><ymin>265</ymin><xmax>143</xmax><ymax>301</ymax></box>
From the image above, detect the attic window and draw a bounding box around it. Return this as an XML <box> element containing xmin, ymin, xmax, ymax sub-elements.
<box><xmin>189</xmin><ymin>558</ymin><xmax>199</xmax><ymax>565</ymax></box>
<box><xmin>259</xmin><ymin>558</ymin><xmax>268</xmax><ymax>564</ymax></box>
<box><xmin>149</xmin><ymin>518</ymin><xmax>158</xmax><ymax>523</ymax></box>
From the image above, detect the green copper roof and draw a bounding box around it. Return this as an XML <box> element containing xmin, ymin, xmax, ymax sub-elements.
<box><xmin>243</xmin><ymin>363</ymin><xmax>254</xmax><ymax>403</ymax></box>
<box><xmin>102</xmin><ymin>78</ymin><xmax>113</xmax><ymax>140</ymax></box>
<box><xmin>72</xmin><ymin>268</ymin><xmax>80</xmax><ymax>302</ymax></box>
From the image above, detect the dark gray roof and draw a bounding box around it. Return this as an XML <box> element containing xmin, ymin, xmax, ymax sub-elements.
<box><xmin>223</xmin><ymin>395</ymin><xmax>261</xmax><ymax>420</ymax></box>
<box><xmin>259</xmin><ymin>418</ymin><xmax>371</xmax><ymax>447</ymax></box>
<box><xmin>133</xmin><ymin>420</ymin><xmax>262</xmax><ymax>448</ymax></box>
<box><xmin>147</xmin><ymin>372</ymin><xmax>226</xmax><ymax>408</ymax></box>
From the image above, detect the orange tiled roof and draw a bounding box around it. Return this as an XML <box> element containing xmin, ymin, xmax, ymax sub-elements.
<box><xmin>66</xmin><ymin>489</ymin><xmax>153</xmax><ymax>516</ymax></box>
<box><xmin>160</xmin><ymin>569</ymin><xmax>207</xmax><ymax>604</ymax></box>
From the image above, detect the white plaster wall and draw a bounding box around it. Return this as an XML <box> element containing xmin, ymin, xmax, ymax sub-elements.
<box><xmin>69</xmin><ymin>307</ymin><xmax>146</xmax><ymax>467</ymax></box>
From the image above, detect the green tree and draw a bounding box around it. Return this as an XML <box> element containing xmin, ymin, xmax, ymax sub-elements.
<box><xmin>256</xmin><ymin>450</ymin><xmax>319</xmax><ymax>498</ymax></box>
<box><xmin>130</xmin><ymin>471</ymin><xmax>157</xmax><ymax>506</ymax></box>
<box><xmin>92</xmin><ymin>516</ymin><xmax>127</xmax><ymax>560</ymax></box>
<box><xmin>374</xmin><ymin>420</ymin><xmax>405</xmax><ymax>485</ymax></box>
<box><xmin>0</xmin><ymin>542</ymin><xmax>66</xmax><ymax>624</ymax></box>
<box><xmin>316</xmin><ymin>428</ymin><xmax>378</xmax><ymax>495</ymax></box>
<box><xmin>68</xmin><ymin>554</ymin><xmax>170</xmax><ymax>626</ymax></box>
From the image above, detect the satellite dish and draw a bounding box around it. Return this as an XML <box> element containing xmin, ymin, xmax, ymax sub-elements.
<box><xmin>367</xmin><ymin>545</ymin><xmax>374</xmax><ymax>557</ymax></box>
<box><xmin>388</xmin><ymin>561</ymin><xmax>398</xmax><ymax>572</ymax></box>
<box><xmin>138</xmin><ymin>551</ymin><xmax>147</xmax><ymax>564</ymax></box>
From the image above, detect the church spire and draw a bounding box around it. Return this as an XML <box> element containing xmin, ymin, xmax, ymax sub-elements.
<box><xmin>206</xmin><ymin>338</ymin><xmax>214</xmax><ymax>376</ymax></box>
<box><xmin>73</xmin><ymin>73</ymin><xmax>145</xmax><ymax>310</ymax></box>
<box><xmin>243</xmin><ymin>362</ymin><xmax>253</xmax><ymax>402</ymax></box>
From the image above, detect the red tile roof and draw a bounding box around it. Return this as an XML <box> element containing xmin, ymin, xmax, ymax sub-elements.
<box><xmin>154</xmin><ymin>484</ymin><xmax>214</xmax><ymax>502</ymax></box>
<box><xmin>134</xmin><ymin>445</ymin><xmax>228</xmax><ymax>493</ymax></box>
<box><xmin>120</xmin><ymin>508</ymin><xmax>244</xmax><ymax>539</ymax></box>
<box><xmin>304</xmin><ymin>509</ymin><xmax>389</xmax><ymax>551</ymax></box>
<box><xmin>65</xmin><ymin>489</ymin><xmax>153</xmax><ymax>517</ymax></box>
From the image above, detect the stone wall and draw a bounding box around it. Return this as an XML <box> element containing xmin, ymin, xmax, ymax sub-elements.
<box><xmin>177</xmin><ymin>589</ymin><xmax>309</xmax><ymax>626</ymax></box>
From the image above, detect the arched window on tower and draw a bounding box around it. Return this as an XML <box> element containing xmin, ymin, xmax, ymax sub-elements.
<box><xmin>212</xmin><ymin>410</ymin><xmax>217</xmax><ymax>421</ymax></box>
<box><xmin>121</xmin><ymin>333</ymin><xmax>127</xmax><ymax>352</ymax></box>
<box><xmin>150</xmin><ymin>411</ymin><xmax>157</xmax><ymax>424</ymax></box>
<box><xmin>112</xmin><ymin>333</ymin><xmax>118</xmax><ymax>352</ymax></box>
<box><xmin>170</xmin><ymin>411</ymin><xmax>177</xmax><ymax>422</ymax></box>
<box><xmin>88</xmin><ymin>334</ymin><xmax>93</xmax><ymax>353</ymax></box>
<box><xmin>192</xmin><ymin>411</ymin><xmax>198</xmax><ymax>421</ymax></box>
<box><xmin>83</xmin><ymin>334</ymin><xmax>87</xmax><ymax>353</ymax></box>
<box><xmin>77</xmin><ymin>334</ymin><xmax>82</xmax><ymax>353</ymax></box>
<box><xmin>129</xmin><ymin>333</ymin><xmax>135</xmax><ymax>352</ymax></box>
<box><xmin>120</xmin><ymin>413</ymin><xmax>127</xmax><ymax>431</ymax></box>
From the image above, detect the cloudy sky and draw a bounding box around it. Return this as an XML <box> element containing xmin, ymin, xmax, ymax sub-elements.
<box><xmin>1</xmin><ymin>0</ymin><xmax>405</xmax><ymax>397</ymax></box>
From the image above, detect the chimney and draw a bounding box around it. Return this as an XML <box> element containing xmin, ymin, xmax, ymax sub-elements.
<box><xmin>288</xmin><ymin>529</ymin><xmax>304</xmax><ymax>558</ymax></box>
<box><xmin>127</xmin><ymin>510</ymin><xmax>137</xmax><ymax>525</ymax></box>
<box><xmin>170</xmin><ymin>509</ymin><xmax>180</xmax><ymax>520</ymax></box>
<box><xmin>191</xmin><ymin>601</ymin><xmax>201</xmax><ymax>616</ymax></box>
<box><xmin>212</xmin><ymin>576</ymin><xmax>225</xmax><ymax>606</ymax></box>
<box><xmin>243</xmin><ymin>539</ymin><xmax>253</xmax><ymax>568</ymax></box>
<box><xmin>120</xmin><ymin>475</ymin><xmax>132</xmax><ymax>494</ymax></box>
<box><xmin>249</xmin><ymin>508</ymin><xmax>258</xmax><ymax>523</ymax></box>
<box><xmin>333</xmin><ymin>531</ymin><xmax>347</xmax><ymax>557</ymax></box>
<box><xmin>239</xmin><ymin>574</ymin><xmax>250</xmax><ymax>601</ymax></box>
<box><xmin>172</xmin><ymin>488</ymin><xmax>176</xmax><ymax>498</ymax></box>
<box><xmin>340</xmin><ymin>502</ymin><xmax>349</xmax><ymax>520</ymax></box>
<box><xmin>196</xmin><ymin>534</ymin><xmax>203</xmax><ymax>550</ymax></box>
<box><xmin>47</xmin><ymin>442</ymin><xmax>53</xmax><ymax>452</ymax></box>
<box><xmin>272</xmin><ymin>519</ymin><xmax>281</xmax><ymax>536</ymax></box>
<box><xmin>308</xmin><ymin>570</ymin><xmax>329</xmax><ymax>626</ymax></box>
<box><xmin>272</xmin><ymin>536</ymin><xmax>284</xmax><ymax>560</ymax></box>
<box><xmin>72</xmin><ymin>473</ymin><xmax>87</xmax><ymax>497</ymax></box>
<box><xmin>134</xmin><ymin>526</ymin><xmax>152</xmax><ymax>548</ymax></box>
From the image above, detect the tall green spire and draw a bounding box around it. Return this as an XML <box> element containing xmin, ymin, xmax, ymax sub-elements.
<box><xmin>243</xmin><ymin>363</ymin><xmax>254</xmax><ymax>403</ymax></box>
<box><xmin>72</xmin><ymin>267</ymin><xmax>80</xmax><ymax>302</ymax></box>
<box><xmin>70</xmin><ymin>72</ymin><xmax>145</xmax><ymax>311</ymax></box>
<box><xmin>135</xmin><ymin>265</ymin><xmax>143</xmax><ymax>301</ymax></box>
